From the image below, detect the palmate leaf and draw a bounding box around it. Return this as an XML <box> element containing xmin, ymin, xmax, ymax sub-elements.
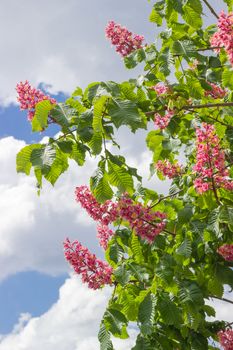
<box><xmin>88</xmin><ymin>132</ymin><xmax>102</xmax><ymax>155</ymax></box>
<box><xmin>31</xmin><ymin>144</ymin><xmax>56</xmax><ymax>170</ymax></box>
<box><xmin>43</xmin><ymin>149</ymin><xmax>69</xmax><ymax>185</ymax></box>
<box><xmin>16</xmin><ymin>144</ymin><xmax>42</xmax><ymax>175</ymax></box>
<box><xmin>182</xmin><ymin>0</ymin><xmax>202</xmax><ymax>29</ymax></box>
<box><xmin>98</xmin><ymin>322</ymin><xmax>114</xmax><ymax>350</ymax></box>
<box><xmin>91</xmin><ymin>169</ymin><xmax>113</xmax><ymax>203</ymax></box>
<box><xmin>208</xmin><ymin>277</ymin><xmax>224</xmax><ymax>298</ymax></box>
<box><xmin>107</xmin><ymin>161</ymin><xmax>134</xmax><ymax>193</ymax></box>
<box><xmin>105</xmin><ymin>309</ymin><xmax>128</xmax><ymax>338</ymax></box>
<box><xmin>132</xmin><ymin>335</ymin><xmax>154</xmax><ymax>350</ymax></box>
<box><xmin>178</xmin><ymin>283</ymin><xmax>203</xmax><ymax>305</ymax></box>
<box><xmin>114</xmin><ymin>264</ymin><xmax>131</xmax><ymax>286</ymax></box>
<box><xmin>93</xmin><ymin>95</ymin><xmax>109</xmax><ymax>132</ymax></box>
<box><xmin>176</xmin><ymin>237</ymin><xmax>192</xmax><ymax>258</ymax></box>
<box><xmin>131</xmin><ymin>233</ymin><xmax>144</xmax><ymax>264</ymax></box>
<box><xmin>50</xmin><ymin>104</ymin><xmax>71</xmax><ymax>129</ymax></box>
<box><xmin>159</xmin><ymin>297</ymin><xmax>182</xmax><ymax>325</ymax></box>
<box><xmin>108</xmin><ymin>241</ymin><xmax>124</xmax><ymax>265</ymax></box>
<box><xmin>108</xmin><ymin>99</ymin><xmax>143</xmax><ymax>132</ymax></box>
<box><xmin>32</xmin><ymin>100</ymin><xmax>54</xmax><ymax>132</ymax></box>
<box><xmin>138</xmin><ymin>293</ymin><xmax>156</xmax><ymax>335</ymax></box>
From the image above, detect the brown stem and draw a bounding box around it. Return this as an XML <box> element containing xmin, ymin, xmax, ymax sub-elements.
<box><xmin>145</xmin><ymin>102</ymin><xmax>233</xmax><ymax>117</ymax></box>
<box><xmin>150</xmin><ymin>190</ymin><xmax>183</xmax><ymax>209</ymax></box>
<box><xmin>211</xmin><ymin>295</ymin><xmax>233</xmax><ymax>305</ymax></box>
<box><xmin>141</xmin><ymin>218</ymin><xmax>176</xmax><ymax>237</ymax></box>
<box><xmin>202</xmin><ymin>0</ymin><xmax>219</xmax><ymax>19</ymax></box>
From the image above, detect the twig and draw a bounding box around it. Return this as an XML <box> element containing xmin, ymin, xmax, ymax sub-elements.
<box><xmin>145</xmin><ymin>102</ymin><xmax>233</xmax><ymax>117</ymax></box>
<box><xmin>150</xmin><ymin>190</ymin><xmax>183</xmax><ymax>209</ymax></box>
<box><xmin>202</xmin><ymin>0</ymin><xmax>219</xmax><ymax>19</ymax></box>
<box><xmin>211</xmin><ymin>295</ymin><xmax>233</xmax><ymax>305</ymax></box>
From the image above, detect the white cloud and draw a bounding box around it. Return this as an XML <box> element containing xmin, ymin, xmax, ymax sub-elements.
<box><xmin>0</xmin><ymin>0</ymin><xmax>155</xmax><ymax>106</ymax></box>
<box><xmin>0</xmin><ymin>276</ymin><xmax>137</xmax><ymax>350</ymax></box>
<box><xmin>0</xmin><ymin>136</ymin><xmax>100</xmax><ymax>280</ymax></box>
<box><xmin>0</xmin><ymin>133</ymin><xmax>165</xmax><ymax>281</ymax></box>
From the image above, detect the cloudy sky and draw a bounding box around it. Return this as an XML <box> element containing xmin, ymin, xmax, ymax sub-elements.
<box><xmin>0</xmin><ymin>0</ymin><xmax>231</xmax><ymax>349</ymax></box>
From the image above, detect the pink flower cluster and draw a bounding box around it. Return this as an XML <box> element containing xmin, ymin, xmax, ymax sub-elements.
<box><xmin>75</xmin><ymin>186</ymin><xmax>118</xmax><ymax>250</ymax></box>
<box><xmin>154</xmin><ymin>109</ymin><xmax>174</xmax><ymax>129</ymax></box>
<box><xmin>193</xmin><ymin>123</ymin><xmax>233</xmax><ymax>194</ymax></box>
<box><xmin>97</xmin><ymin>224</ymin><xmax>114</xmax><ymax>250</ymax></box>
<box><xmin>204</xmin><ymin>83</ymin><xmax>227</xmax><ymax>99</ymax></box>
<box><xmin>210</xmin><ymin>11</ymin><xmax>233</xmax><ymax>65</ymax></box>
<box><xmin>118</xmin><ymin>194</ymin><xmax>167</xmax><ymax>243</ymax></box>
<box><xmin>75</xmin><ymin>185</ymin><xmax>118</xmax><ymax>226</ymax></box>
<box><xmin>152</xmin><ymin>83</ymin><xmax>169</xmax><ymax>96</ymax></box>
<box><xmin>16</xmin><ymin>80</ymin><xmax>56</xmax><ymax>121</ymax></box>
<box><xmin>218</xmin><ymin>329</ymin><xmax>233</xmax><ymax>350</ymax></box>
<box><xmin>64</xmin><ymin>238</ymin><xmax>112</xmax><ymax>289</ymax></box>
<box><xmin>155</xmin><ymin>160</ymin><xmax>182</xmax><ymax>179</ymax></box>
<box><xmin>105</xmin><ymin>20</ymin><xmax>144</xmax><ymax>57</ymax></box>
<box><xmin>217</xmin><ymin>244</ymin><xmax>233</xmax><ymax>261</ymax></box>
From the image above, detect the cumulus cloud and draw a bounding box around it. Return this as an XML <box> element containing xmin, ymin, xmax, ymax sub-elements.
<box><xmin>0</xmin><ymin>0</ymin><xmax>155</xmax><ymax>106</ymax></box>
<box><xmin>0</xmin><ymin>132</ymin><xmax>165</xmax><ymax>281</ymax></box>
<box><xmin>0</xmin><ymin>276</ymin><xmax>137</xmax><ymax>350</ymax></box>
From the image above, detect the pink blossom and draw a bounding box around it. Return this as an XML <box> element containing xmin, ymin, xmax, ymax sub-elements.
<box><xmin>152</xmin><ymin>83</ymin><xmax>170</xmax><ymax>96</ymax></box>
<box><xmin>97</xmin><ymin>224</ymin><xmax>114</xmax><ymax>250</ymax></box>
<box><xmin>218</xmin><ymin>329</ymin><xmax>233</xmax><ymax>350</ymax></box>
<box><xmin>64</xmin><ymin>238</ymin><xmax>113</xmax><ymax>289</ymax></box>
<box><xmin>155</xmin><ymin>160</ymin><xmax>182</xmax><ymax>179</ymax></box>
<box><xmin>154</xmin><ymin>109</ymin><xmax>174</xmax><ymax>129</ymax></box>
<box><xmin>210</xmin><ymin>11</ymin><xmax>233</xmax><ymax>66</ymax></box>
<box><xmin>193</xmin><ymin>123</ymin><xmax>233</xmax><ymax>193</ymax></box>
<box><xmin>105</xmin><ymin>20</ymin><xmax>144</xmax><ymax>57</ymax></box>
<box><xmin>218</xmin><ymin>244</ymin><xmax>233</xmax><ymax>261</ymax></box>
<box><xmin>118</xmin><ymin>194</ymin><xmax>167</xmax><ymax>243</ymax></box>
<box><xmin>75</xmin><ymin>186</ymin><xmax>118</xmax><ymax>225</ymax></box>
<box><xmin>204</xmin><ymin>83</ymin><xmax>227</xmax><ymax>99</ymax></box>
<box><xmin>16</xmin><ymin>80</ymin><xmax>56</xmax><ymax>121</ymax></box>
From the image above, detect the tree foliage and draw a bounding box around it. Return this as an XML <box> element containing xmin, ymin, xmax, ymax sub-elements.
<box><xmin>16</xmin><ymin>0</ymin><xmax>233</xmax><ymax>349</ymax></box>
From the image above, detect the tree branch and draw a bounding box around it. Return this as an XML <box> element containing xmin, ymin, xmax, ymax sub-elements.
<box><xmin>150</xmin><ymin>190</ymin><xmax>183</xmax><ymax>209</ymax></box>
<box><xmin>211</xmin><ymin>295</ymin><xmax>233</xmax><ymax>305</ymax></box>
<box><xmin>145</xmin><ymin>102</ymin><xmax>233</xmax><ymax>116</ymax></box>
<box><xmin>202</xmin><ymin>0</ymin><xmax>219</xmax><ymax>19</ymax></box>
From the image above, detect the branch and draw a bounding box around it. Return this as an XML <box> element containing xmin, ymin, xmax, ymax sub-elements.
<box><xmin>202</xmin><ymin>0</ymin><xmax>219</xmax><ymax>19</ymax></box>
<box><xmin>145</xmin><ymin>102</ymin><xmax>233</xmax><ymax>116</ymax></box>
<box><xmin>211</xmin><ymin>295</ymin><xmax>233</xmax><ymax>305</ymax></box>
<box><xmin>150</xmin><ymin>190</ymin><xmax>183</xmax><ymax>209</ymax></box>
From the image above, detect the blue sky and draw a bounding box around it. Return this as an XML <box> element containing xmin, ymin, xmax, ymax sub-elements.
<box><xmin>0</xmin><ymin>1</ymin><xmax>231</xmax><ymax>349</ymax></box>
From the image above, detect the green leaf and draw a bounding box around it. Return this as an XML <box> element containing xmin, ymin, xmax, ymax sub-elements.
<box><xmin>114</xmin><ymin>264</ymin><xmax>131</xmax><ymax>286</ymax></box>
<box><xmin>50</xmin><ymin>104</ymin><xmax>71</xmax><ymax>128</ymax></box>
<box><xmin>98</xmin><ymin>322</ymin><xmax>114</xmax><ymax>350</ymax></box>
<box><xmin>69</xmin><ymin>142</ymin><xmax>86</xmax><ymax>166</ymax></box>
<box><xmin>132</xmin><ymin>335</ymin><xmax>153</xmax><ymax>350</ymax></box>
<box><xmin>88</xmin><ymin>132</ymin><xmax>102</xmax><ymax>155</ymax></box>
<box><xmin>44</xmin><ymin>148</ymin><xmax>68</xmax><ymax>185</ymax></box>
<box><xmin>178</xmin><ymin>283</ymin><xmax>203</xmax><ymax>305</ymax></box>
<box><xmin>31</xmin><ymin>144</ymin><xmax>56</xmax><ymax>170</ymax></box>
<box><xmin>138</xmin><ymin>293</ymin><xmax>156</xmax><ymax>335</ymax></box>
<box><xmin>105</xmin><ymin>309</ymin><xmax>128</xmax><ymax>338</ymax></box>
<box><xmin>109</xmin><ymin>241</ymin><xmax>124</xmax><ymax>264</ymax></box>
<box><xmin>91</xmin><ymin>172</ymin><xmax>113</xmax><ymax>203</ymax></box>
<box><xmin>182</xmin><ymin>0</ymin><xmax>202</xmax><ymax>29</ymax></box>
<box><xmin>208</xmin><ymin>277</ymin><xmax>224</xmax><ymax>298</ymax></box>
<box><xmin>93</xmin><ymin>95</ymin><xmax>109</xmax><ymax>132</ymax></box>
<box><xmin>176</xmin><ymin>237</ymin><xmax>192</xmax><ymax>258</ymax></box>
<box><xmin>159</xmin><ymin>297</ymin><xmax>181</xmax><ymax>325</ymax></box>
<box><xmin>222</xmin><ymin>67</ymin><xmax>233</xmax><ymax>89</ymax></box>
<box><xmin>32</xmin><ymin>100</ymin><xmax>54</xmax><ymax>132</ymax></box>
<box><xmin>131</xmin><ymin>233</ymin><xmax>144</xmax><ymax>263</ymax></box>
<box><xmin>108</xmin><ymin>99</ymin><xmax>143</xmax><ymax>132</ymax></box>
<box><xmin>108</xmin><ymin>161</ymin><xmax>134</xmax><ymax>193</ymax></box>
<box><xmin>16</xmin><ymin>144</ymin><xmax>42</xmax><ymax>175</ymax></box>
